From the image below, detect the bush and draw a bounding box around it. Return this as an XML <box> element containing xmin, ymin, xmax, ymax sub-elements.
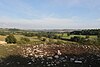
<box><xmin>41</xmin><ymin>38</ymin><xmax>46</xmax><ymax>41</ymax></box>
<box><xmin>70</xmin><ymin>36</ymin><xmax>97</xmax><ymax>45</ymax></box>
<box><xmin>17</xmin><ymin>37</ymin><xmax>30</xmax><ymax>44</ymax></box>
<box><xmin>20</xmin><ymin>37</ymin><xmax>30</xmax><ymax>42</ymax></box>
<box><xmin>70</xmin><ymin>36</ymin><xmax>83</xmax><ymax>42</ymax></box>
<box><xmin>5</xmin><ymin>34</ymin><xmax>17</xmax><ymax>44</ymax></box>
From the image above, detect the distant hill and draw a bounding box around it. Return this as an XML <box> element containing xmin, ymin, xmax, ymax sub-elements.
<box><xmin>35</xmin><ymin>29</ymin><xmax>78</xmax><ymax>32</ymax></box>
<box><xmin>0</xmin><ymin>28</ymin><xmax>81</xmax><ymax>32</ymax></box>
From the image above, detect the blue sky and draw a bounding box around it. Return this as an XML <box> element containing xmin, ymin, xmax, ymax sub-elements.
<box><xmin>0</xmin><ymin>0</ymin><xmax>100</xmax><ymax>29</ymax></box>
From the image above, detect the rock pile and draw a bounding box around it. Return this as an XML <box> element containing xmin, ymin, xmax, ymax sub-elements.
<box><xmin>20</xmin><ymin>44</ymin><xmax>100</xmax><ymax>58</ymax></box>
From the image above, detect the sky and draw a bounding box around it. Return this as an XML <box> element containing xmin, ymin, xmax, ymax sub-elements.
<box><xmin>0</xmin><ymin>0</ymin><xmax>100</xmax><ymax>29</ymax></box>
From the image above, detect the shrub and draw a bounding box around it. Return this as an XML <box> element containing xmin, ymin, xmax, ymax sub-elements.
<box><xmin>5</xmin><ymin>34</ymin><xmax>17</xmax><ymax>44</ymax></box>
<box><xmin>20</xmin><ymin>37</ymin><xmax>30</xmax><ymax>42</ymax></box>
<box><xmin>17</xmin><ymin>37</ymin><xmax>30</xmax><ymax>44</ymax></box>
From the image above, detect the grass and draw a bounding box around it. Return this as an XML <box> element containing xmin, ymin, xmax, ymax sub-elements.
<box><xmin>14</xmin><ymin>35</ymin><xmax>41</xmax><ymax>42</ymax></box>
<box><xmin>0</xmin><ymin>35</ymin><xmax>6</xmax><ymax>41</ymax></box>
<box><xmin>0</xmin><ymin>45</ymin><xmax>18</xmax><ymax>58</ymax></box>
<box><xmin>14</xmin><ymin>35</ymin><xmax>25</xmax><ymax>41</ymax></box>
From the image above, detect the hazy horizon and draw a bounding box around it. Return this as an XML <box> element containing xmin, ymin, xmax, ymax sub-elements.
<box><xmin>0</xmin><ymin>0</ymin><xmax>100</xmax><ymax>29</ymax></box>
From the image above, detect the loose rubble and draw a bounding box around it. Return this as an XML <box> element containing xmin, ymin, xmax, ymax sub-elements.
<box><xmin>20</xmin><ymin>44</ymin><xmax>100</xmax><ymax>57</ymax></box>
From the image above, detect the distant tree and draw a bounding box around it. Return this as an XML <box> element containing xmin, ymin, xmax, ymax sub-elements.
<box><xmin>23</xmin><ymin>32</ymin><xmax>35</xmax><ymax>37</ymax></box>
<box><xmin>58</xmin><ymin>36</ymin><xmax>61</xmax><ymax>39</ymax></box>
<box><xmin>41</xmin><ymin>38</ymin><xmax>46</xmax><ymax>41</ymax></box>
<box><xmin>53</xmin><ymin>35</ymin><xmax>58</xmax><ymax>39</ymax></box>
<box><xmin>85</xmin><ymin>35</ymin><xmax>90</xmax><ymax>39</ymax></box>
<box><xmin>70</xmin><ymin>36</ymin><xmax>97</xmax><ymax>45</ymax></box>
<box><xmin>70</xmin><ymin>36</ymin><xmax>81</xmax><ymax>42</ymax></box>
<box><xmin>67</xmin><ymin>32</ymin><xmax>70</xmax><ymax>36</ymax></box>
<box><xmin>37</xmin><ymin>35</ymin><xmax>42</xmax><ymax>39</ymax></box>
<box><xmin>70</xmin><ymin>29</ymin><xmax>99</xmax><ymax>35</ymax></box>
<box><xmin>5</xmin><ymin>34</ymin><xmax>17</xmax><ymax>44</ymax></box>
<box><xmin>70</xmin><ymin>36</ymin><xmax>85</xmax><ymax>44</ymax></box>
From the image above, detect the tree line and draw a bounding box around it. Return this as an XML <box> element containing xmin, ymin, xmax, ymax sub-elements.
<box><xmin>70</xmin><ymin>29</ymin><xmax>100</xmax><ymax>35</ymax></box>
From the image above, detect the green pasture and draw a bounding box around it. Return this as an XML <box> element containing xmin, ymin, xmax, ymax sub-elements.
<box><xmin>55</xmin><ymin>33</ymin><xmax>97</xmax><ymax>39</ymax></box>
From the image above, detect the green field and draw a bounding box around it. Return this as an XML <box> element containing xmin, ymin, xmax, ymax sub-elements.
<box><xmin>56</xmin><ymin>33</ymin><xmax>97</xmax><ymax>39</ymax></box>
